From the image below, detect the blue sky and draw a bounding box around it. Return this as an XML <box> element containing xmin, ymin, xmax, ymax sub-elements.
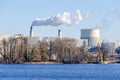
<box><xmin>0</xmin><ymin>0</ymin><xmax>120</xmax><ymax>41</ymax></box>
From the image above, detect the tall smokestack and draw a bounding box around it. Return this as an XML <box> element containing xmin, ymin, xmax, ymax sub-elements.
<box><xmin>58</xmin><ymin>29</ymin><xmax>62</xmax><ymax>38</ymax></box>
<box><xmin>30</xmin><ymin>26</ymin><xmax>33</xmax><ymax>37</ymax></box>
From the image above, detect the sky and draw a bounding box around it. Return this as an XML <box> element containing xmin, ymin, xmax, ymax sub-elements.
<box><xmin>0</xmin><ymin>0</ymin><xmax>120</xmax><ymax>42</ymax></box>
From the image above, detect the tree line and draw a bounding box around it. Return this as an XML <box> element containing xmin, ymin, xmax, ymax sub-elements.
<box><xmin>0</xmin><ymin>36</ymin><xmax>115</xmax><ymax>64</ymax></box>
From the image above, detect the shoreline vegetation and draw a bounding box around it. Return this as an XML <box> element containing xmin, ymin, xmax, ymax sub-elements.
<box><xmin>0</xmin><ymin>36</ymin><xmax>119</xmax><ymax>64</ymax></box>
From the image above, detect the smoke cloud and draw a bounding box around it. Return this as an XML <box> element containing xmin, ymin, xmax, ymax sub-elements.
<box><xmin>31</xmin><ymin>9</ymin><xmax>90</xmax><ymax>26</ymax></box>
<box><xmin>97</xmin><ymin>9</ymin><xmax>120</xmax><ymax>29</ymax></box>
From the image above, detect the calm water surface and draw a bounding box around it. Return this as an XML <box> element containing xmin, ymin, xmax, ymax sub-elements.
<box><xmin>0</xmin><ymin>64</ymin><xmax>120</xmax><ymax>80</ymax></box>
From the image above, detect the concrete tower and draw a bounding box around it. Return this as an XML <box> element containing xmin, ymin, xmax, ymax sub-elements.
<box><xmin>81</xmin><ymin>28</ymin><xmax>100</xmax><ymax>46</ymax></box>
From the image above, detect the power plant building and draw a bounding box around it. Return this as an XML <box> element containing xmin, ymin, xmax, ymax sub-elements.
<box><xmin>81</xmin><ymin>28</ymin><xmax>100</xmax><ymax>47</ymax></box>
<box><xmin>24</xmin><ymin>36</ymin><xmax>39</xmax><ymax>45</ymax></box>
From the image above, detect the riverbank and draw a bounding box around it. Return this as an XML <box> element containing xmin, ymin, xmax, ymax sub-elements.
<box><xmin>24</xmin><ymin>61</ymin><xmax>62</xmax><ymax>64</ymax></box>
<box><xmin>24</xmin><ymin>61</ymin><xmax>108</xmax><ymax>64</ymax></box>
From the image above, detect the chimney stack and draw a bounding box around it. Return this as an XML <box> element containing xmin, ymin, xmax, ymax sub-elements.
<box><xmin>58</xmin><ymin>29</ymin><xmax>62</xmax><ymax>38</ymax></box>
<box><xmin>30</xmin><ymin>26</ymin><xmax>33</xmax><ymax>37</ymax></box>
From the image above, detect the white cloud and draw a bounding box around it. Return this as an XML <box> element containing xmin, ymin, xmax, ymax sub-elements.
<box><xmin>31</xmin><ymin>9</ymin><xmax>90</xmax><ymax>26</ymax></box>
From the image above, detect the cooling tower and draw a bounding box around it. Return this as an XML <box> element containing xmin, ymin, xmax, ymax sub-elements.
<box><xmin>81</xmin><ymin>28</ymin><xmax>100</xmax><ymax>46</ymax></box>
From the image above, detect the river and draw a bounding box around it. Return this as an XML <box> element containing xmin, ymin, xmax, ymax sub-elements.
<box><xmin>0</xmin><ymin>64</ymin><xmax>120</xmax><ymax>80</ymax></box>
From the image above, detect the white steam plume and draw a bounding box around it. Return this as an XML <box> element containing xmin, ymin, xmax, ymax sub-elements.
<box><xmin>31</xmin><ymin>9</ymin><xmax>90</xmax><ymax>26</ymax></box>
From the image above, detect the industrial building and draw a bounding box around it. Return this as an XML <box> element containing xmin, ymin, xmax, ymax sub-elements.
<box><xmin>0</xmin><ymin>35</ymin><xmax>4</xmax><ymax>41</ymax></box>
<box><xmin>24</xmin><ymin>36</ymin><xmax>39</xmax><ymax>45</ymax></box>
<box><xmin>42</xmin><ymin>29</ymin><xmax>62</xmax><ymax>42</ymax></box>
<box><xmin>0</xmin><ymin>35</ymin><xmax>9</xmax><ymax>41</ymax></box>
<box><xmin>81</xmin><ymin>28</ymin><xmax>100</xmax><ymax>47</ymax></box>
<box><xmin>101</xmin><ymin>41</ymin><xmax>120</xmax><ymax>54</ymax></box>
